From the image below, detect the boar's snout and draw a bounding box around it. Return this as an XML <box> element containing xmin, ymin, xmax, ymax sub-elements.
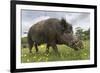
<box><xmin>71</xmin><ymin>39</ymin><xmax>84</xmax><ymax>51</ymax></box>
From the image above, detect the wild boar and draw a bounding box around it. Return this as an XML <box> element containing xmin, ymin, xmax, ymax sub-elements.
<box><xmin>27</xmin><ymin>18</ymin><xmax>82</xmax><ymax>54</ymax></box>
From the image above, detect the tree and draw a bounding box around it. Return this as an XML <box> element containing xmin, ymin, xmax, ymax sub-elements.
<box><xmin>75</xmin><ymin>27</ymin><xmax>90</xmax><ymax>40</ymax></box>
<box><xmin>82</xmin><ymin>29</ymin><xmax>90</xmax><ymax>40</ymax></box>
<box><xmin>75</xmin><ymin>27</ymin><xmax>84</xmax><ymax>40</ymax></box>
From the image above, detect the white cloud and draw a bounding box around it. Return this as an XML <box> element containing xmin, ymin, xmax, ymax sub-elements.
<box><xmin>65</xmin><ymin>13</ymin><xmax>90</xmax><ymax>34</ymax></box>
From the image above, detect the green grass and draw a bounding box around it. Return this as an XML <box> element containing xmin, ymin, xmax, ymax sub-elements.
<box><xmin>21</xmin><ymin>40</ymin><xmax>90</xmax><ymax>63</ymax></box>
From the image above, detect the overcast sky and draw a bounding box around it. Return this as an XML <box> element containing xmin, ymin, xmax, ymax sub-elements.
<box><xmin>21</xmin><ymin>10</ymin><xmax>90</xmax><ymax>37</ymax></box>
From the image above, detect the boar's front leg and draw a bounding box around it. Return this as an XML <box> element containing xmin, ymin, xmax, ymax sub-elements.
<box><xmin>50</xmin><ymin>42</ymin><xmax>59</xmax><ymax>55</ymax></box>
<box><xmin>45</xmin><ymin>44</ymin><xmax>50</xmax><ymax>54</ymax></box>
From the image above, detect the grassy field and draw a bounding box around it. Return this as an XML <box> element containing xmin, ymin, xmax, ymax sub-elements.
<box><xmin>21</xmin><ymin>40</ymin><xmax>90</xmax><ymax>63</ymax></box>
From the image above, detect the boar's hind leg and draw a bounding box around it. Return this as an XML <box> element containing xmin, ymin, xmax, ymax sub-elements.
<box><xmin>34</xmin><ymin>43</ymin><xmax>39</xmax><ymax>53</ymax></box>
<box><xmin>28</xmin><ymin>40</ymin><xmax>33</xmax><ymax>53</ymax></box>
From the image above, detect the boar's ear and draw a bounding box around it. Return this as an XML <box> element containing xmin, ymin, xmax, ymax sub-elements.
<box><xmin>61</xmin><ymin>18</ymin><xmax>68</xmax><ymax>29</ymax></box>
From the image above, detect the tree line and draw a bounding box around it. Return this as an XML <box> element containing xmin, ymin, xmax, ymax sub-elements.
<box><xmin>75</xmin><ymin>27</ymin><xmax>90</xmax><ymax>40</ymax></box>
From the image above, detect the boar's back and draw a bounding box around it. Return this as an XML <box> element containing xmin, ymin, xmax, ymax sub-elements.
<box><xmin>28</xmin><ymin>18</ymin><xmax>64</xmax><ymax>44</ymax></box>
